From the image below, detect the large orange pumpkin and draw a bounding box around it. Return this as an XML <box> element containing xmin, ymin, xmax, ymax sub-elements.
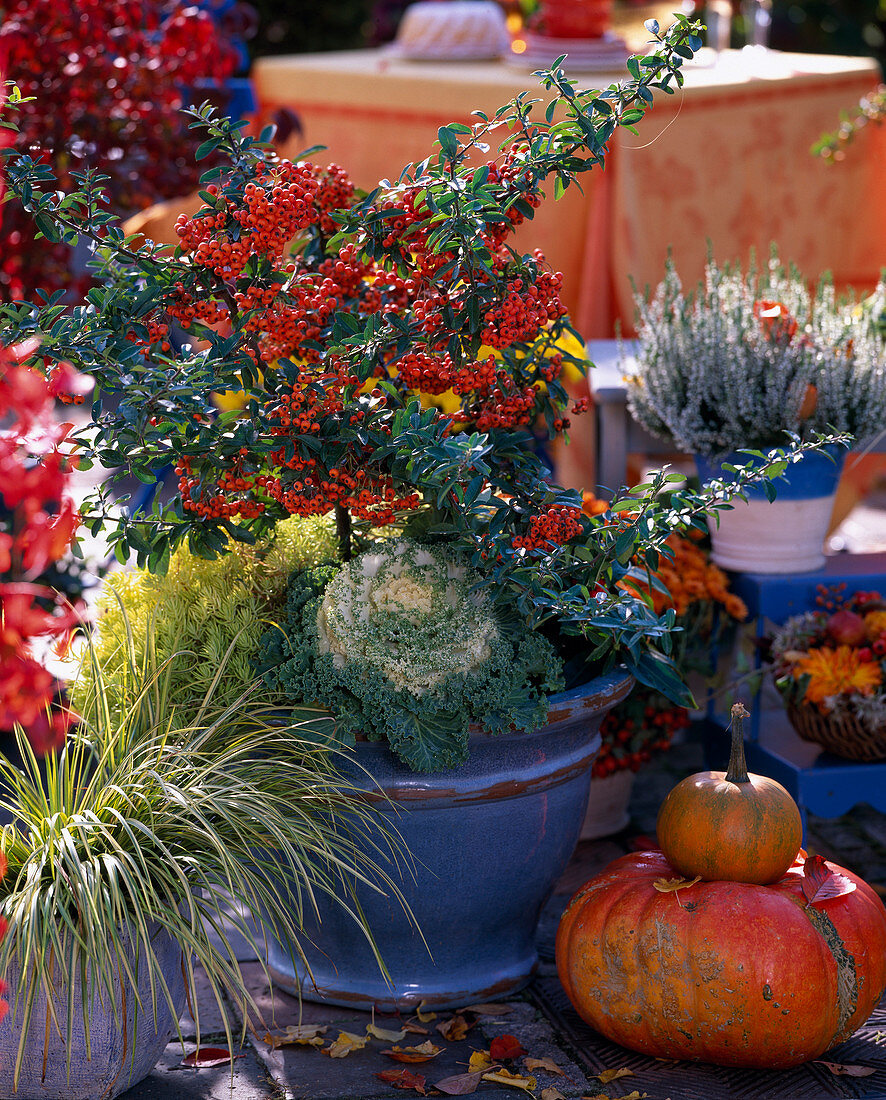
<box><xmin>656</xmin><ymin>703</ymin><xmax>801</xmax><ymax>884</ymax></box>
<box><xmin>556</xmin><ymin>849</ymin><xmax>886</xmax><ymax>1068</ymax></box>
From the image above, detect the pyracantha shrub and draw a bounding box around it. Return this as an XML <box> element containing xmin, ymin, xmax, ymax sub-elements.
<box><xmin>0</xmin><ymin>0</ymin><xmax>237</xmax><ymax>300</ymax></box>
<box><xmin>258</xmin><ymin>540</ymin><xmax>564</xmax><ymax>772</ymax></box>
<box><xmin>0</xmin><ymin>17</ymin><xmax>843</xmax><ymax>717</ymax></box>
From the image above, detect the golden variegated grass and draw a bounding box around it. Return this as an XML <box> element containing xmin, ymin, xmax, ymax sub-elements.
<box><xmin>0</xmin><ymin>624</ymin><xmax>413</xmax><ymax>1087</ymax></box>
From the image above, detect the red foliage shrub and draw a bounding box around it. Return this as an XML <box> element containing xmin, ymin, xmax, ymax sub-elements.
<box><xmin>0</xmin><ymin>0</ymin><xmax>237</xmax><ymax>300</ymax></box>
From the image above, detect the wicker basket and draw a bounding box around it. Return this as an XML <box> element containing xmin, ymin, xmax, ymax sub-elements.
<box><xmin>787</xmin><ymin>704</ymin><xmax>886</xmax><ymax>762</ymax></box>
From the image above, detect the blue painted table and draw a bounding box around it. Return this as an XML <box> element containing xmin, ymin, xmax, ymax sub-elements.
<box><xmin>709</xmin><ymin>553</ymin><xmax>886</xmax><ymax>838</ymax></box>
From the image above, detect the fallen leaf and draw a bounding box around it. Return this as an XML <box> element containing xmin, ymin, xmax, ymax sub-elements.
<box><xmin>489</xmin><ymin>1034</ymin><xmax>527</xmax><ymax>1061</ymax></box>
<box><xmin>403</xmin><ymin>1021</ymin><xmax>430</xmax><ymax>1035</ymax></box>
<box><xmin>434</xmin><ymin>1069</ymin><xmax>488</xmax><ymax>1095</ymax></box>
<box><xmin>323</xmin><ymin>1030</ymin><xmax>368</xmax><ymax>1058</ymax></box>
<box><xmin>803</xmin><ymin>855</ymin><xmax>857</xmax><ymax>905</ymax></box>
<box><xmin>815</xmin><ymin>1060</ymin><xmax>877</xmax><ymax>1077</ymax></box>
<box><xmin>368</xmin><ymin>1021</ymin><xmax>409</xmax><ymax>1042</ymax></box>
<box><xmin>263</xmin><ymin>1024</ymin><xmax>327</xmax><ymax>1048</ymax></box>
<box><xmin>580</xmin><ymin>1095</ymin><xmax>611</xmax><ymax>1099</ymax></box>
<box><xmin>468</xmin><ymin>1050</ymin><xmax>496</xmax><ymax>1073</ymax></box>
<box><xmin>619</xmin><ymin>1092</ymin><xmax>648</xmax><ymax>1099</ymax></box>
<box><xmin>482</xmin><ymin>1068</ymin><xmax>537</xmax><ymax>1092</ymax></box>
<box><xmin>381</xmin><ymin>1041</ymin><xmax>444</xmax><ymax>1063</ymax></box>
<box><xmin>437</xmin><ymin>1014</ymin><xmax>473</xmax><ymax>1041</ymax></box>
<box><xmin>652</xmin><ymin>876</ymin><xmax>701</xmax><ymax>894</ymax></box>
<box><xmin>524</xmin><ymin>1056</ymin><xmax>566</xmax><ymax>1076</ymax></box>
<box><xmin>375</xmin><ymin>1067</ymin><xmax>428</xmax><ymax>1093</ymax></box>
<box><xmin>597</xmin><ymin>1067</ymin><xmax>635</xmax><ymax>1085</ymax></box>
<box><xmin>460</xmin><ymin>1002</ymin><xmax>514</xmax><ymax>1016</ymax></box>
<box><xmin>416</xmin><ymin>1003</ymin><xmax>437</xmax><ymax>1023</ymax></box>
<box><xmin>180</xmin><ymin>1047</ymin><xmax>243</xmax><ymax>1068</ymax></box>
<box><xmin>540</xmin><ymin>1089</ymin><xmax>567</xmax><ymax>1100</ymax></box>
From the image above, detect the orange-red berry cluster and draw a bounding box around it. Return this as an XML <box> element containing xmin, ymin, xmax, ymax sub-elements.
<box><xmin>512</xmin><ymin>504</ymin><xmax>584</xmax><ymax>552</ymax></box>
<box><xmin>481</xmin><ymin>271</ymin><xmax>566</xmax><ymax>349</ymax></box>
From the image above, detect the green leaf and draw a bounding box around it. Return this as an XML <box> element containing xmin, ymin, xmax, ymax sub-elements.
<box><xmin>194</xmin><ymin>138</ymin><xmax>220</xmax><ymax>161</ymax></box>
<box><xmin>386</xmin><ymin>707</ymin><xmax>469</xmax><ymax>773</ymax></box>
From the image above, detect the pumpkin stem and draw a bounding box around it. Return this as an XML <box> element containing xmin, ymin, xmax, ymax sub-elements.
<box><xmin>725</xmin><ymin>702</ymin><xmax>751</xmax><ymax>784</ymax></box>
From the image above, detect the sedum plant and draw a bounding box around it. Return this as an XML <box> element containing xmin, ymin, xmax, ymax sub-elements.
<box><xmin>73</xmin><ymin>513</ymin><xmax>338</xmax><ymax>724</ymax></box>
<box><xmin>259</xmin><ymin>539</ymin><xmax>563</xmax><ymax>771</ymax></box>
<box><xmin>0</xmin><ymin>633</ymin><xmax>402</xmax><ymax>1086</ymax></box>
<box><xmin>626</xmin><ymin>253</ymin><xmax>886</xmax><ymax>458</ymax></box>
<box><xmin>0</xmin><ymin>17</ymin><xmax>846</xmax><ymax>765</ymax></box>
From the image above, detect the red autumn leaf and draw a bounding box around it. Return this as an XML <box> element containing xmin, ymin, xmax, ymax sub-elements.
<box><xmin>489</xmin><ymin>1034</ymin><xmax>527</xmax><ymax>1061</ymax></box>
<box><xmin>376</xmin><ymin>1067</ymin><xmax>428</xmax><ymax>1093</ymax></box>
<box><xmin>180</xmin><ymin>1047</ymin><xmax>243</xmax><ymax>1068</ymax></box>
<box><xmin>802</xmin><ymin>855</ymin><xmax>857</xmax><ymax>905</ymax></box>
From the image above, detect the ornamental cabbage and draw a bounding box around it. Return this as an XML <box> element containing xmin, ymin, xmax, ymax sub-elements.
<box><xmin>258</xmin><ymin>540</ymin><xmax>564</xmax><ymax>773</ymax></box>
<box><xmin>317</xmin><ymin>540</ymin><xmax>498</xmax><ymax>693</ymax></box>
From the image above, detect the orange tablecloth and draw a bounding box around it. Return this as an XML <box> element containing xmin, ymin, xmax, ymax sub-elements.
<box><xmin>254</xmin><ymin>48</ymin><xmax>884</xmax><ymax>340</ymax></box>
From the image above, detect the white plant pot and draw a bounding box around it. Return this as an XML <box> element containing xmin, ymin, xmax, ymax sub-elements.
<box><xmin>580</xmin><ymin>768</ymin><xmax>635</xmax><ymax>840</ymax></box>
<box><xmin>706</xmin><ymin>492</ymin><xmax>836</xmax><ymax>573</ymax></box>
<box><xmin>696</xmin><ymin>447</ymin><xmax>844</xmax><ymax>575</ymax></box>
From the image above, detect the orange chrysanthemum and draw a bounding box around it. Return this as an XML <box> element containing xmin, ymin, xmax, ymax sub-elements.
<box><xmin>794</xmin><ymin>644</ymin><xmax>882</xmax><ymax>707</ymax></box>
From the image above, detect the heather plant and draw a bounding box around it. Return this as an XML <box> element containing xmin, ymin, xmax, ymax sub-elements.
<box><xmin>627</xmin><ymin>253</ymin><xmax>886</xmax><ymax>457</ymax></box>
<box><xmin>0</xmin><ymin>18</ymin><xmax>846</xmax><ymax>757</ymax></box>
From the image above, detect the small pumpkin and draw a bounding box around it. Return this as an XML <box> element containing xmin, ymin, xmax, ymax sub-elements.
<box><xmin>656</xmin><ymin>703</ymin><xmax>801</xmax><ymax>884</ymax></box>
<box><xmin>555</xmin><ymin>849</ymin><xmax>886</xmax><ymax>1068</ymax></box>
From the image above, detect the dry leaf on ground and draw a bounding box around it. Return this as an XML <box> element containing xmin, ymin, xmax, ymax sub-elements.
<box><xmin>323</xmin><ymin>1031</ymin><xmax>368</xmax><ymax>1058</ymax></box>
<box><xmin>540</xmin><ymin>1089</ymin><xmax>567</xmax><ymax>1100</ymax></box>
<box><xmin>468</xmin><ymin>1050</ymin><xmax>496</xmax><ymax>1073</ymax></box>
<box><xmin>416</xmin><ymin>1003</ymin><xmax>437</xmax><ymax>1022</ymax></box>
<box><xmin>461</xmin><ymin>1002</ymin><xmax>514</xmax><ymax>1016</ymax></box>
<box><xmin>434</xmin><ymin>1069</ymin><xmax>488</xmax><ymax>1095</ymax></box>
<box><xmin>437</xmin><ymin>1014</ymin><xmax>474</xmax><ymax>1041</ymax></box>
<box><xmin>367</xmin><ymin>1021</ymin><xmax>408</xmax><ymax>1042</ymax></box>
<box><xmin>263</xmin><ymin>1025</ymin><xmax>327</xmax><ymax>1049</ymax></box>
<box><xmin>597</xmin><ymin>1067</ymin><xmax>635</xmax><ymax>1084</ymax></box>
<box><xmin>180</xmin><ymin>1047</ymin><xmax>243</xmax><ymax>1068</ymax></box>
<box><xmin>524</xmin><ymin>1055</ymin><xmax>566</xmax><ymax>1076</ymax></box>
<box><xmin>816</xmin><ymin>1061</ymin><xmax>877</xmax><ymax>1077</ymax></box>
<box><xmin>489</xmin><ymin>1034</ymin><xmax>527</xmax><ymax>1060</ymax></box>
<box><xmin>375</xmin><ymin>1067</ymin><xmax>428</xmax><ymax>1093</ymax></box>
<box><xmin>482</xmin><ymin>1068</ymin><xmax>538</xmax><ymax>1092</ymax></box>
<box><xmin>618</xmin><ymin>1092</ymin><xmax>648</xmax><ymax>1099</ymax></box>
<box><xmin>403</xmin><ymin>1021</ymin><xmax>430</xmax><ymax>1035</ymax></box>
<box><xmin>381</xmin><ymin>1041</ymin><xmax>444</xmax><ymax>1063</ymax></box>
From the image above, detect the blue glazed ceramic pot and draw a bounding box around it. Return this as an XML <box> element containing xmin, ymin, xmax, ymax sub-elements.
<box><xmin>695</xmin><ymin>445</ymin><xmax>846</xmax><ymax>573</ymax></box>
<box><xmin>266</xmin><ymin>670</ymin><xmax>631</xmax><ymax>1011</ymax></box>
<box><xmin>0</xmin><ymin>925</ymin><xmax>186</xmax><ymax>1100</ymax></box>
